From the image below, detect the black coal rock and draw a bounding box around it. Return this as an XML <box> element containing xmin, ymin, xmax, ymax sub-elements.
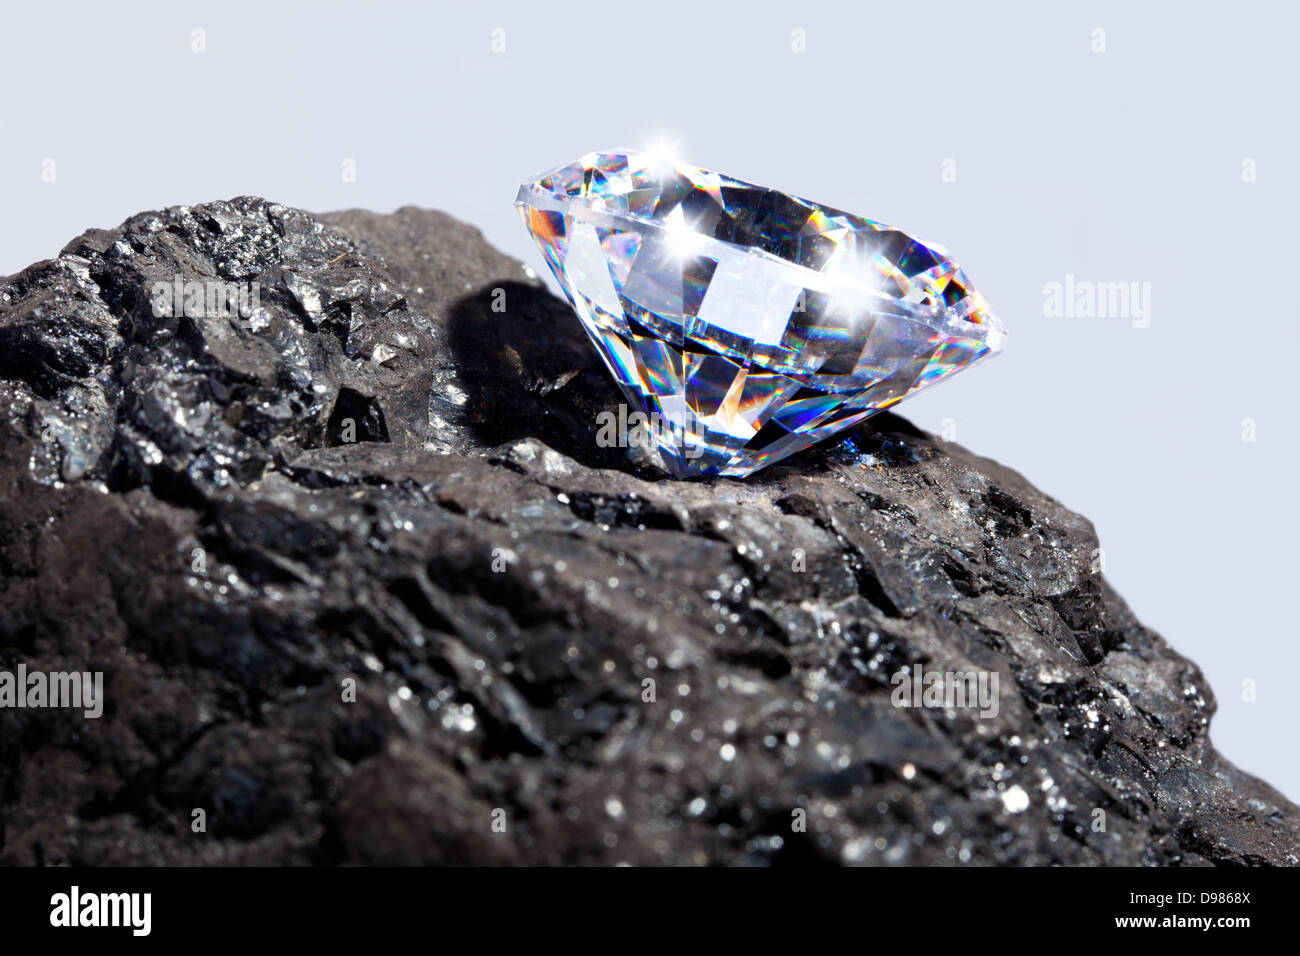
<box><xmin>0</xmin><ymin>198</ymin><xmax>1294</xmax><ymax>866</ymax></box>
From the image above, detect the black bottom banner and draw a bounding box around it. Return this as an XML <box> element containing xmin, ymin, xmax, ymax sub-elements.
<box><xmin>0</xmin><ymin>865</ymin><xmax>1289</xmax><ymax>942</ymax></box>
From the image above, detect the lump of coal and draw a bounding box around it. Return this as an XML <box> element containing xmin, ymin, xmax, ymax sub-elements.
<box><xmin>0</xmin><ymin>198</ymin><xmax>1294</xmax><ymax>865</ymax></box>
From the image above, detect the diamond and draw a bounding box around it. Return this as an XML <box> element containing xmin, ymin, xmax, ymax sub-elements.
<box><xmin>515</xmin><ymin>149</ymin><xmax>1006</xmax><ymax>478</ymax></box>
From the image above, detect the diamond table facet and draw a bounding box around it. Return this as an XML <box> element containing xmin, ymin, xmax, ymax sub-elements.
<box><xmin>515</xmin><ymin>149</ymin><xmax>1006</xmax><ymax>478</ymax></box>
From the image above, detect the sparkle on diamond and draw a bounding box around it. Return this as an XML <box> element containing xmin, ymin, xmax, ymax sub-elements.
<box><xmin>515</xmin><ymin>149</ymin><xmax>1006</xmax><ymax>478</ymax></box>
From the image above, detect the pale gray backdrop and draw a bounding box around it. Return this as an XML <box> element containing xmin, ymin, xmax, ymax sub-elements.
<box><xmin>2</xmin><ymin>0</ymin><xmax>1296</xmax><ymax>799</ymax></box>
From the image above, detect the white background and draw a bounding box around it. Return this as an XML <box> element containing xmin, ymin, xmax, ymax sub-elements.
<box><xmin>2</xmin><ymin>0</ymin><xmax>1296</xmax><ymax>799</ymax></box>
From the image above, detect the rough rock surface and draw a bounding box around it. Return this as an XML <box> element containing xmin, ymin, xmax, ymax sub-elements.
<box><xmin>0</xmin><ymin>198</ymin><xmax>1295</xmax><ymax>866</ymax></box>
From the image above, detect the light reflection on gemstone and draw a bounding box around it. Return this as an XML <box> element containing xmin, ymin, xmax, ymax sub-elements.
<box><xmin>515</xmin><ymin>148</ymin><xmax>1006</xmax><ymax>478</ymax></box>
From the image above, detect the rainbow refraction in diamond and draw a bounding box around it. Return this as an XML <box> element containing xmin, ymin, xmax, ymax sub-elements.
<box><xmin>515</xmin><ymin>148</ymin><xmax>1006</xmax><ymax>478</ymax></box>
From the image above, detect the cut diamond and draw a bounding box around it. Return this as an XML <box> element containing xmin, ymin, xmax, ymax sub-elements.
<box><xmin>515</xmin><ymin>149</ymin><xmax>1006</xmax><ymax>478</ymax></box>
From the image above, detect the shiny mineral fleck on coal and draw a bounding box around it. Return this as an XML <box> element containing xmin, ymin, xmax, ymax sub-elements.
<box><xmin>0</xmin><ymin>198</ymin><xmax>1295</xmax><ymax>865</ymax></box>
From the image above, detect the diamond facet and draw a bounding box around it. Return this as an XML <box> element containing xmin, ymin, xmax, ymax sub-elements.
<box><xmin>515</xmin><ymin>149</ymin><xmax>1006</xmax><ymax>478</ymax></box>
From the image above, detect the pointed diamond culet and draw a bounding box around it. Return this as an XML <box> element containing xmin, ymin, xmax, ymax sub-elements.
<box><xmin>515</xmin><ymin>149</ymin><xmax>1006</xmax><ymax>478</ymax></box>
